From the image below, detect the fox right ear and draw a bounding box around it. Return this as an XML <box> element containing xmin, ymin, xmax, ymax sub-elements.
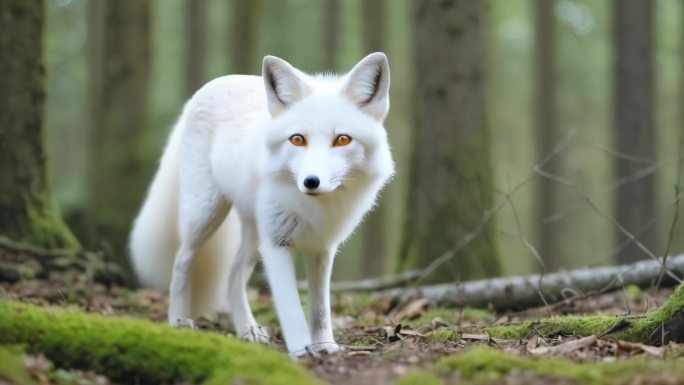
<box><xmin>262</xmin><ymin>56</ymin><xmax>310</xmax><ymax>117</ymax></box>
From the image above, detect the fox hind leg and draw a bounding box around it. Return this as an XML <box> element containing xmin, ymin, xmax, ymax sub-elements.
<box><xmin>168</xmin><ymin>182</ymin><xmax>229</xmax><ymax>328</ymax></box>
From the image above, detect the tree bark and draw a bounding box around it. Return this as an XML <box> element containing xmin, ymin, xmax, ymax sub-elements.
<box><xmin>231</xmin><ymin>0</ymin><xmax>259</xmax><ymax>74</ymax></box>
<box><xmin>86</xmin><ymin>0</ymin><xmax>151</xmax><ymax>257</ymax></box>
<box><xmin>359</xmin><ymin>0</ymin><xmax>388</xmax><ymax>278</ymax></box>
<box><xmin>535</xmin><ymin>0</ymin><xmax>561</xmax><ymax>271</ymax></box>
<box><xmin>0</xmin><ymin>0</ymin><xmax>79</xmax><ymax>250</ymax></box>
<box><xmin>185</xmin><ymin>0</ymin><xmax>207</xmax><ymax>97</ymax></box>
<box><xmin>613</xmin><ymin>0</ymin><xmax>656</xmax><ymax>264</ymax></box>
<box><xmin>322</xmin><ymin>0</ymin><xmax>340</xmax><ymax>70</ymax></box>
<box><xmin>400</xmin><ymin>0</ymin><xmax>500</xmax><ymax>282</ymax></box>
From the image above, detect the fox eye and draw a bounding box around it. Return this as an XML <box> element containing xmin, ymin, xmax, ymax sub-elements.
<box><xmin>289</xmin><ymin>134</ymin><xmax>306</xmax><ymax>147</ymax></box>
<box><xmin>333</xmin><ymin>134</ymin><xmax>352</xmax><ymax>147</ymax></box>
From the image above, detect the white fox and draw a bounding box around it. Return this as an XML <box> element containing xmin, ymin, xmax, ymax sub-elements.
<box><xmin>129</xmin><ymin>53</ymin><xmax>394</xmax><ymax>356</ymax></box>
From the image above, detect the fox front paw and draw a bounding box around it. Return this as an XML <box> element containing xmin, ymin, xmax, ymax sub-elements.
<box><xmin>306</xmin><ymin>341</ymin><xmax>340</xmax><ymax>355</ymax></box>
<box><xmin>171</xmin><ymin>317</ymin><xmax>197</xmax><ymax>329</ymax></box>
<box><xmin>239</xmin><ymin>324</ymin><xmax>271</xmax><ymax>344</ymax></box>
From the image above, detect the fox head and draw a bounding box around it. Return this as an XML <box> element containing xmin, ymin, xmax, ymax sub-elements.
<box><xmin>262</xmin><ymin>53</ymin><xmax>395</xmax><ymax>196</ymax></box>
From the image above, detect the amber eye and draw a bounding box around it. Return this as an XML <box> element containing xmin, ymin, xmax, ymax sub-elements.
<box><xmin>289</xmin><ymin>134</ymin><xmax>306</xmax><ymax>147</ymax></box>
<box><xmin>334</xmin><ymin>135</ymin><xmax>352</xmax><ymax>147</ymax></box>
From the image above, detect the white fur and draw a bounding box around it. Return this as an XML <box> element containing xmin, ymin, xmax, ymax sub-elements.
<box><xmin>129</xmin><ymin>53</ymin><xmax>395</xmax><ymax>356</ymax></box>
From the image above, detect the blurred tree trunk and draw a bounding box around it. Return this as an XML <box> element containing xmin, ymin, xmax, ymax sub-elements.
<box><xmin>0</xmin><ymin>0</ymin><xmax>79</xmax><ymax>250</ymax></box>
<box><xmin>185</xmin><ymin>0</ymin><xmax>207</xmax><ymax>97</ymax></box>
<box><xmin>400</xmin><ymin>0</ymin><xmax>500</xmax><ymax>282</ymax></box>
<box><xmin>613</xmin><ymin>0</ymin><xmax>656</xmax><ymax>264</ymax></box>
<box><xmin>86</xmin><ymin>1</ymin><xmax>150</xmax><ymax>260</ymax></box>
<box><xmin>360</xmin><ymin>0</ymin><xmax>388</xmax><ymax>278</ymax></box>
<box><xmin>534</xmin><ymin>0</ymin><xmax>561</xmax><ymax>271</ymax></box>
<box><xmin>322</xmin><ymin>0</ymin><xmax>340</xmax><ymax>70</ymax></box>
<box><xmin>231</xmin><ymin>0</ymin><xmax>259</xmax><ymax>74</ymax></box>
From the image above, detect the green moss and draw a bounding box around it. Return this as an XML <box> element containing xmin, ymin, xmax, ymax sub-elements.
<box><xmin>393</xmin><ymin>371</ymin><xmax>443</xmax><ymax>385</ymax></box>
<box><xmin>459</xmin><ymin>284</ymin><xmax>684</xmax><ymax>342</ymax></box>
<box><xmin>403</xmin><ymin>307</ymin><xmax>495</xmax><ymax>329</ymax></box>
<box><xmin>624</xmin><ymin>284</ymin><xmax>642</xmax><ymax>295</ymax></box>
<box><xmin>0</xmin><ymin>345</ymin><xmax>39</xmax><ymax>385</ymax></box>
<box><xmin>425</xmin><ymin>328</ymin><xmax>458</xmax><ymax>342</ymax></box>
<box><xmin>0</xmin><ymin>301</ymin><xmax>320</xmax><ymax>385</ymax></box>
<box><xmin>20</xmin><ymin>189</ymin><xmax>80</xmax><ymax>251</ymax></box>
<box><xmin>437</xmin><ymin>346</ymin><xmax>684</xmax><ymax>385</ymax></box>
<box><xmin>481</xmin><ymin>315</ymin><xmax>618</xmax><ymax>340</ymax></box>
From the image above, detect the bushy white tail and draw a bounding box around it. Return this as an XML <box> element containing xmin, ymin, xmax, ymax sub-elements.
<box><xmin>129</xmin><ymin>119</ymin><xmax>241</xmax><ymax>318</ymax></box>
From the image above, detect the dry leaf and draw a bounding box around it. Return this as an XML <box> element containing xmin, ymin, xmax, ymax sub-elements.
<box><xmin>526</xmin><ymin>335</ymin><xmax>540</xmax><ymax>353</ymax></box>
<box><xmin>431</xmin><ymin>317</ymin><xmax>450</xmax><ymax>329</ymax></box>
<box><xmin>528</xmin><ymin>335</ymin><xmax>597</xmax><ymax>356</ymax></box>
<box><xmin>617</xmin><ymin>340</ymin><xmax>664</xmax><ymax>358</ymax></box>
<box><xmin>461</xmin><ymin>333</ymin><xmax>490</xmax><ymax>341</ymax></box>
<box><xmin>399</xmin><ymin>328</ymin><xmax>425</xmax><ymax>338</ymax></box>
<box><xmin>386</xmin><ymin>324</ymin><xmax>403</xmax><ymax>342</ymax></box>
<box><xmin>393</xmin><ymin>298</ymin><xmax>429</xmax><ymax>321</ymax></box>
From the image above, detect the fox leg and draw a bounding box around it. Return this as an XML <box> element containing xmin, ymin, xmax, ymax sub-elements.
<box><xmin>260</xmin><ymin>242</ymin><xmax>311</xmax><ymax>356</ymax></box>
<box><xmin>305</xmin><ymin>249</ymin><xmax>340</xmax><ymax>353</ymax></box>
<box><xmin>168</xmin><ymin>189</ymin><xmax>229</xmax><ymax>327</ymax></box>
<box><xmin>228</xmin><ymin>222</ymin><xmax>270</xmax><ymax>342</ymax></box>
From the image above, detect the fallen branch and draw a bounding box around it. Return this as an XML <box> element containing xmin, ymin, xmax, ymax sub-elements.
<box><xmin>0</xmin><ymin>300</ymin><xmax>319</xmax><ymax>385</ymax></box>
<box><xmin>373</xmin><ymin>255</ymin><xmax>684</xmax><ymax>310</ymax></box>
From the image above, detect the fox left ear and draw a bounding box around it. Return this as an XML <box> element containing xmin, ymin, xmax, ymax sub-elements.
<box><xmin>342</xmin><ymin>52</ymin><xmax>391</xmax><ymax>121</ymax></box>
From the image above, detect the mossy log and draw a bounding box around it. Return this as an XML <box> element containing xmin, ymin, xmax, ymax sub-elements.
<box><xmin>0</xmin><ymin>301</ymin><xmax>320</xmax><ymax>385</ymax></box>
<box><xmin>464</xmin><ymin>283</ymin><xmax>684</xmax><ymax>344</ymax></box>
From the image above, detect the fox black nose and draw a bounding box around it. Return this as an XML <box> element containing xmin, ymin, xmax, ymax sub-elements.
<box><xmin>303</xmin><ymin>176</ymin><xmax>320</xmax><ymax>190</ymax></box>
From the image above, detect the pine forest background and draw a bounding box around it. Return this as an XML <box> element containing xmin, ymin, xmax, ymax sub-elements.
<box><xmin>42</xmin><ymin>0</ymin><xmax>684</xmax><ymax>283</ymax></box>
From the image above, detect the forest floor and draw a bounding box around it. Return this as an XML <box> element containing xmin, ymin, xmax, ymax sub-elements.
<box><xmin>1</xmin><ymin>250</ymin><xmax>683</xmax><ymax>385</ymax></box>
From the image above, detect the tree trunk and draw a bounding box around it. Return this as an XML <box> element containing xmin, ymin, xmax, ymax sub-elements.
<box><xmin>322</xmin><ymin>0</ymin><xmax>340</xmax><ymax>71</ymax></box>
<box><xmin>534</xmin><ymin>0</ymin><xmax>561</xmax><ymax>271</ymax></box>
<box><xmin>86</xmin><ymin>0</ymin><xmax>150</xmax><ymax>258</ymax></box>
<box><xmin>322</xmin><ymin>0</ymin><xmax>339</xmax><ymax>67</ymax></box>
<box><xmin>0</xmin><ymin>0</ymin><xmax>79</xmax><ymax>250</ymax></box>
<box><xmin>400</xmin><ymin>0</ymin><xmax>500</xmax><ymax>282</ymax></box>
<box><xmin>359</xmin><ymin>0</ymin><xmax>388</xmax><ymax>278</ymax></box>
<box><xmin>231</xmin><ymin>0</ymin><xmax>259</xmax><ymax>74</ymax></box>
<box><xmin>613</xmin><ymin>0</ymin><xmax>656</xmax><ymax>264</ymax></box>
<box><xmin>185</xmin><ymin>0</ymin><xmax>207</xmax><ymax>97</ymax></box>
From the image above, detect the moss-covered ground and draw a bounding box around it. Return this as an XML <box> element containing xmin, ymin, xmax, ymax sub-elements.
<box><xmin>1</xmin><ymin>251</ymin><xmax>683</xmax><ymax>385</ymax></box>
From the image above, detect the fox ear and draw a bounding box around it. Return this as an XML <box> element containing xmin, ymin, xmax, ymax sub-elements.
<box><xmin>262</xmin><ymin>56</ymin><xmax>309</xmax><ymax>117</ymax></box>
<box><xmin>342</xmin><ymin>52</ymin><xmax>391</xmax><ymax>120</ymax></box>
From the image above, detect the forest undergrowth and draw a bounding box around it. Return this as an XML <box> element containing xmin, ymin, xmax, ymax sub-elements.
<box><xmin>1</xmin><ymin>249</ymin><xmax>683</xmax><ymax>385</ymax></box>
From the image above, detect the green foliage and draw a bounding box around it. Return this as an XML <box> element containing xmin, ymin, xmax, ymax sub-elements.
<box><xmin>0</xmin><ymin>301</ymin><xmax>319</xmax><ymax>385</ymax></box>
